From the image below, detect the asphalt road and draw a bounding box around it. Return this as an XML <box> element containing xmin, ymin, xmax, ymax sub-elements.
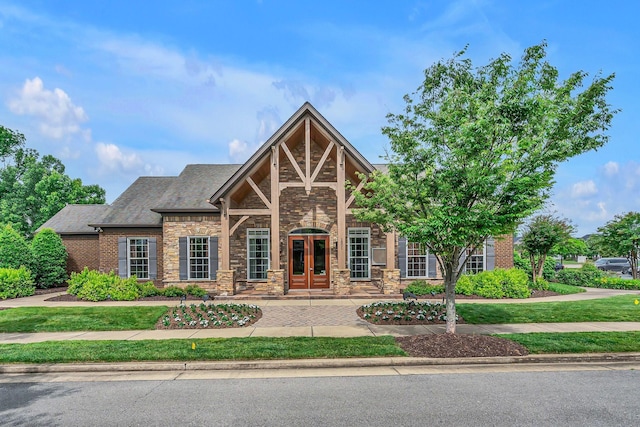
<box><xmin>2</xmin><ymin>369</ymin><xmax>639</xmax><ymax>426</ymax></box>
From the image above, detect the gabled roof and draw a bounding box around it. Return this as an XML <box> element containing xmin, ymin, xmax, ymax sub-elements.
<box><xmin>208</xmin><ymin>102</ymin><xmax>375</xmax><ymax>204</ymax></box>
<box><xmin>152</xmin><ymin>164</ymin><xmax>241</xmax><ymax>212</ymax></box>
<box><xmin>90</xmin><ymin>176</ymin><xmax>176</xmax><ymax>227</ymax></box>
<box><xmin>39</xmin><ymin>204</ymin><xmax>111</xmax><ymax>234</ymax></box>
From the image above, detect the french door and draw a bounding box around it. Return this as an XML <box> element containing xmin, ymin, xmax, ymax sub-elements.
<box><xmin>288</xmin><ymin>235</ymin><xmax>330</xmax><ymax>289</ymax></box>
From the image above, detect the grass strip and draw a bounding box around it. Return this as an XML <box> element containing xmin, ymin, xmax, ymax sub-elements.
<box><xmin>499</xmin><ymin>331</ymin><xmax>640</xmax><ymax>354</ymax></box>
<box><xmin>0</xmin><ymin>336</ymin><xmax>405</xmax><ymax>364</ymax></box>
<box><xmin>0</xmin><ymin>306</ymin><xmax>168</xmax><ymax>332</ymax></box>
<box><xmin>546</xmin><ymin>282</ymin><xmax>585</xmax><ymax>295</ymax></box>
<box><xmin>458</xmin><ymin>294</ymin><xmax>640</xmax><ymax>324</ymax></box>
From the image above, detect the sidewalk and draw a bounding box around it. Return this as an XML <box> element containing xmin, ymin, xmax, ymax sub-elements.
<box><xmin>1</xmin><ymin>287</ymin><xmax>639</xmax><ymax>344</ymax></box>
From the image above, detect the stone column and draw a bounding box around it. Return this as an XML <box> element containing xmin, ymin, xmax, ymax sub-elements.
<box><xmin>381</xmin><ymin>269</ymin><xmax>401</xmax><ymax>295</ymax></box>
<box><xmin>333</xmin><ymin>268</ymin><xmax>351</xmax><ymax>295</ymax></box>
<box><xmin>255</xmin><ymin>269</ymin><xmax>285</xmax><ymax>295</ymax></box>
<box><xmin>216</xmin><ymin>270</ymin><xmax>236</xmax><ymax>296</ymax></box>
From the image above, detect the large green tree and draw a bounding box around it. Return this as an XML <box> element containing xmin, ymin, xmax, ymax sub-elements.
<box><xmin>553</xmin><ymin>237</ymin><xmax>588</xmax><ymax>263</ymax></box>
<box><xmin>0</xmin><ymin>126</ymin><xmax>105</xmax><ymax>237</ymax></box>
<box><xmin>520</xmin><ymin>215</ymin><xmax>572</xmax><ymax>284</ymax></box>
<box><xmin>352</xmin><ymin>42</ymin><xmax>616</xmax><ymax>333</ymax></box>
<box><xmin>597</xmin><ymin>212</ymin><xmax>640</xmax><ymax>279</ymax></box>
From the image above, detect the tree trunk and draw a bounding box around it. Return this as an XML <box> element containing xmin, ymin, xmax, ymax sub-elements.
<box><xmin>537</xmin><ymin>254</ymin><xmax>547</xmax><ymax>278</ymax></box>
<box><xmin>529</xmin><ymin>253</ymin><xmax>537</xmax><ymax>286</ymax></box>
<box><xmin>444</xmin><ymin>266</ymin><xmax>457</xmax><ymax>334</ymax></box>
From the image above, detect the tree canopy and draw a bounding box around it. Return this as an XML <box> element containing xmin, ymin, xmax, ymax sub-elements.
<box><xmin>352</xmin><ymin>42</ymin><xmax>617</xmax><ymax>333</ymax></box>
<box><xmin>520</xmin><ymin>214</ymin><xmax>572</xmax><ymax>284</ymax></box>
<box><xmin>597</xmin><ymin>212</ymin><xmax>640</xmax><ymax>279</ymax></box>
<box><xmin>0</xmin><ymin>126</ymin><xmax>106</xmax><ymax>237</ymax></box>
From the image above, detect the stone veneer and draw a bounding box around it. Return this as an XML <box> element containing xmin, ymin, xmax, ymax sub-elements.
<box><xmin>382</xmin><ymin>269</ymin><xmax>401</xmax><ymax>295</ymax></box>
<box><xmin>216</xmin><ymin>270</ymin><xmax>236</xmax><ymax>295</ymax></box>
<box><xmin>162</xmin><ymin>214</ymin><xmax>221</xmax><ymax>291</ymax></box>
<box><xmin>255</xmin><ymin>269</ymin><xmax>285</xmax><ymax>295</ymax></box>
<box><xmin>332</xmin><ymin>269</ymin><xmax>351</xmax><ymax>295</ymax></box>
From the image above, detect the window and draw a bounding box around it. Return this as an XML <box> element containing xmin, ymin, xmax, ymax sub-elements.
<box><xmin>128</xmin><ymin>238</ymin><xmax>149</xmax><ymax>279</ymax></box>
<box><xmin>465</xmin><ymin>244</ymin><xmax>485</xmax><ymax>274</ymax></box>
<box><xmin>247</xmin><ymin>229</ymin><xmax>269</xmax><ymax>280</ymax></box>
<box><xmin>407</xmin><ymin>242</ymin><xmax>428</xmax><ymax>278</ymax></box>
<box><xmin>189</xmin><ymin>237</ymin><xmax>209</xmax><ymax>279</ymax></box>
<box><xmin>348</xmin><ymin>228</ymin><xmax>370</xmax><ymax>279</ymax></box>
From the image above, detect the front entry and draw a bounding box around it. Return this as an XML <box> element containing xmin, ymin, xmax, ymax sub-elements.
<box><xmin>288</xmin><ymin>235</ymin><xmax>330</xmax><ymax>289</ymax></box>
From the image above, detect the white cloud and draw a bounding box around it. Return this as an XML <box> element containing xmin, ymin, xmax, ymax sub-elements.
<box><xmin>95</xmin><ymin>142</ymin><xmax>146</xmax><ymax>173</ymax></box>
<box><xmin>228</xmin><ymin>139</ymin><xmax>253</xmax><ymax>163</ymax></box>
<box><xmin>8</xmin><ymin>77</ymin><xmax>89</xmax><ymax>140</ymax></box>
<box><xmin>603</xmin><ymin>161</ymin><xmax>619</xmax><ymax>176</ymax></box>
<box><xmin>570</xmin><ymin>180</ymin><xmax>597</xmax><ymax>198</ymax></box>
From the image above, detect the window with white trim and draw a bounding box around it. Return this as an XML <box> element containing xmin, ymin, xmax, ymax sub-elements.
<box><xmin>189</xmin><ymin>236</ymin><xmax>209</xmax><ymax>279</ymax></box>
<box><xmin>128</xmin><ymin>238</ymin><xmax>149</xmax><ymax>279</ymax></box>
<box><xmin>465</xmin><ymin>244</ymin><xmax>485</xmax><ymax>274</ymax></box>
<box><xmin>247</xmin><ymin>229</ymin><xmax>269</xmax><ymax>280</ymax></box>
<box><xmin>407</xmin><ymin>242</ymin><xmax>428</xmax><ymax>278</ymax></box>
<box><xmin>348</xmin><ymin>228</ymin><xmax>370</xmax><ymax>279</ymax></box>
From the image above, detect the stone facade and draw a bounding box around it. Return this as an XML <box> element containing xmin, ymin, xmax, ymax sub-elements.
<box><xmin>332</xmin><ymin>269</ymin><xmax>351</xmax><ymax>295</ymax></box>
<box><xmin>382</xmin><ymin>269</ymin><xmax>401</xmax><ymax>295</ymax></box>
<box><xmin>162</xmin><ymin>214</ymin><xmax>221</xmax><ymax>291</ymax></box>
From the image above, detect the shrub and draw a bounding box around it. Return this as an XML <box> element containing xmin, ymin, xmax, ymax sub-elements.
<box><xmin>456</xmin><ymin>268</ymin><xmax>530</xmax><ymax>299</ymax></box>
<box><xmin>593</xmin><ymin>276</ymin><xmax>640</xmax><ymax>290</ymax></box>
<box><xmin>556</xmin><ymin>264</ymin><xmax>606</xmax><ymax>287</ymax></box>
<box><xmin>499</xmin><ymin>268</ymin><xmax>531</xmax><ymax>298</ymax></box>
<box><xmin>0</xmin><ymin>224</ymin><xmax>32</xmax><ymax>273</ymax></box>
<box><xmin>529</xmin><ymin>277</ymin><xmax>549</xmax><ymax>291</ymax></box>
<box><xmin>162</xmin><ymin>286</ymin><xmax>186</xmax><ymax>297</ymax></box>
<box><xmin>404</xmin><ymin>280</ymin><xmax>444</xmax><ymax>296</ymax></box>
<box><xmin>513</xmin><ymin>252</ymin><xmax>556</xmax><ymax>281</ymax></box>
<box><xmin>67</xmin><ymin>269</ymin><xmax>140</xmax><ymax>301</ymax></box>
<box><xmin>455</xmin><ymin>275</ymin><xmax>476</xmax><ymax>295</ymax></box>
<box><xmin>0</xmin><ymin>267</ymin><xmax>35</xmax><ymax>299</ymax></box>
<box><xmin>31</xmin><ymin>228</ymin><xmax>68</xmax><ymax>288</ymax></box>
<box><xmin>185</xmin><ymin>284</ymin><xmax>207</xmax><ymax>297</ymax></box>
<box><xmin>137</xmin><ymin>281</ymin><xmax>160</xmax><ymax>297</ymax></box>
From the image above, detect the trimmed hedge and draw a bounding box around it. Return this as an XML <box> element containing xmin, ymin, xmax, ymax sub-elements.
<box><xmin>555</xmin><ymin>263</ymin><xmax>606</xmax><ymax>287</ymax></box>
<box><xmin>457</xmin><ymin>268</ymin><xmax>530</xmax><ymax>299</ymax></box>
<box><xmin>31</xmin><ymin>228</ymin><xmax>68</xmax><ymax>288</ymax></box>
<box><xmin>404</xmin><ymin>280</ymin><xmax>444</xmax><ymax>296</ymax></box>
<box><xmin>67</xmin><ymin>268</ymin><xmax>140</xmax><ymax>301</ymax></box>
<box><xmin>0</xmin><ymin>224</ymin><xmax>32</xmax><ymax>272</ymax></box>
<box><xmin>0</xmin><ymin>267</ymin><xmax>35</xmax><ymax>299</ymax></box>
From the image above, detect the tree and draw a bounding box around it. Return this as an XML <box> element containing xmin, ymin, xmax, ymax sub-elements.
<box><xmin>520</xmin><ymin>215</ymin><xmax>572</xmax><ymax>285</ymax></box>
<box><xmin>352</xmin><ymin>42</ymin><xmax>617</xmax><ymax>333</ymax></box>
<box><xmin>31</xmin><ymin>228</ymin><xmax>68</xmax><ymax>288</ymax></box>
<box><xmin>0</xmin><ymin>126</ymin><xmax>106</xmax><ymax>237</ymax></box>
<box><xmin>597</xmin><ymin>212</ymin><xmax>640</xmax><ymax>279</ymax></box>
<box><xmin>553</xmin><ymin>237</ymin><xmax>588</xmax><ymax>263</ymax></box>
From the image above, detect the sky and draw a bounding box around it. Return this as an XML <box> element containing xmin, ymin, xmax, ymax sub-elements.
<box><xmin>0</xmin><ymin>0</ymin><xmax>637</xmax><ymax>236</ymax></box>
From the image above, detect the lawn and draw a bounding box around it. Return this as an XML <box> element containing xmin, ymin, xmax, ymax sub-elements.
<box><xmin>0</xmin><ymin>306</ymin><xmax>168</xmax><ymax>332</ymax></box>
<box><xmin>0</xmin><ymin>336</ymin><xmax>405</xmax><ymax>364</ymax></box>
<box><xmin>501</xmin><ymin>331</ymin><xmax>640</xmax><ymax>354</ymax></box>
<box><xmin>457</xmin><ymin>294</ymin><xmax>640</xmax><ymax>324</ymax></box>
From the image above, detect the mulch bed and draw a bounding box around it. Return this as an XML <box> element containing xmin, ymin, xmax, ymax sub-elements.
<box><xmin>396</xmin><ymin>334</ymin><xmax>529</xmax><ymax>358</ymax></box>
<box><xmin>155</xmin><ymin>304</ymin><xmax>262</xmax><ymax>329</ymax></box>
<box><xmin>355</xmin><ymin>306</ymin><xmax>466</xmax><ymax>325</ymax></box>
<box><xmin>44</xmin><ymin>294</ymin><xmax>210</xmax><ymax>302</ymax></box>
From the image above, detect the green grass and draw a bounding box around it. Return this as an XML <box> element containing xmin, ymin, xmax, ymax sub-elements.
<box><xmin>500</xmin><ymin>331</ymin><xmax>640</xmax><ymax>354</ymax></box>
<box><xmin>0</xmin><ymin>306</ymin><xmax>168</xmax><ymax>332</ymax></box>
<box><xmin>546</xmin><ymin>282</ymin><xmax>586</xmax><ymax>295</ymax></box>
<box><xmin>458</xmin><ymin>295</ymin><xmax>640</xmax><ymax>324</ymax></box>
<box><xmin>0</xmin><ymin>336</ymin><xmax>405</xmax><ymax>364</ymax></box>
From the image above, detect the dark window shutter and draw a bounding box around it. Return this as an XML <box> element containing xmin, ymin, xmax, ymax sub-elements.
<box><xmin>398</xmin><ymin>237</ymin><xmax>407</xmax><ymax>278</ymax></box>
<box><xmin>118</xmin><ymin>237</ymin><xmax>127</xmax><ymax>278</ymax></box>
<box><xmin>148</xmin><ymin>238</ymin><xmax>157</xmax><ymax>279</ymax></box>
<box><xmin>428</xmin><ymin>253</ymin><xmax>437</xmax><ymax>278</ymax></box>
<box><xmin>179</xmin><ymin>237</ymin><xmax>188</xmax><ymax>280</ymax></box>
<box><xmin>209</xmin><ymin>236</ymin><xmax>218</xmax><ymax>280</ymax></box>
<box><xmin>486</xmin><ymin>237</ymin><xmax>496</xmax><ymax>271</ymax></box>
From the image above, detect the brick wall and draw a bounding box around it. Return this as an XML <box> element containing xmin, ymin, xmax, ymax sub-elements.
<box><xmin>163</xmin><ymin>214</ymin><xmax>221</xmax><ymax>290</ymax></box>
<box><xmin>99</xmin><ymin>227</ymin><xmax>164</xmax><ymax>287</ymax></box>
<box><xmin>61</xmin><ymin>234</ymin><xmax>100</xmax><ymax>276</ymax></box>
<box><xmin>495</xmin><ymin>234</ymin><xmax>514</xmax><ymax>268</ymax></box>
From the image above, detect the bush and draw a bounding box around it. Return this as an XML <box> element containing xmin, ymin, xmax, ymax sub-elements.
<box><xmin>161</xmin><ymin>286</ymin><xmax>186</xmax><ymax>297</ymax></box>
<box><xmin>31</xmin><ymin>228</ymin><xmax>68</xmax><ymax>288</ymax></box>
<box><xmin>556</xmin><ymin>264</ymin><xmax>606</xmax><ymax>287</ymax></box>
<box><xmin>0</xmin><ymin>224</ymin><xmax>32</xmax><ymax>273</ymax></box>
<box><xmin>67</xmin><ymin>269</ymin><xmax>140</xmax><ymax>301</ymax></box>
<box><xmin>404</xmin><ymin>280</ymin><xmax>444</xmax><ymax>296</ymax></box>
<box><xmin>456</xmin><ymin>268</ymin><xmax>531</xmax><ymax>299</ymax></box>
<box><xmin>185</xmin><ymin>284</ymin><xmax>207</xmax><ymax>298</ymax></box>
<box><xmin>592</xmin><ymin>276</ymin><xmax>640</xmax><ymax>290</ymax></box>
<box><xmin>137</xmin><ymin>281</ymin><xmax>160</xmax><ymax>297</ymax></box>
<box><xmin>513</xmin><ymin>252</ymin><xmax>556</xmax><ymax>281</ymax></box>
<box><xmin>0</xmin><ymin>267</ymin><xmax>35</xmax><ymax>299</ymax></box>
<box><xmin>529</xmin><ymin>277</ymin><xmax>549</xmax><ymax>291</ymax></box>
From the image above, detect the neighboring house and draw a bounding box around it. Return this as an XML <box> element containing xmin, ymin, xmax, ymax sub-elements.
<box><xmin>41</xmin><ymin>103</ymin><xmax>513</xmax><ymax>296</ymax></box>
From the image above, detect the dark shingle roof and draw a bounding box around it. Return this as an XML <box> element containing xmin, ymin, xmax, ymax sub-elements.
<box><xmin>153</xmin><ymin>164</ymin><xmax>241</xmax><ymax>212</ymax></box>
<box><xmin>39</xmin><ymin>204</ymin><xmax>111</xmax><ymax>234</ymax></box>
<box><xmin>93</xmin><ymin>176</ymin><xmax>176</xmax><ymax>226</ymax></box>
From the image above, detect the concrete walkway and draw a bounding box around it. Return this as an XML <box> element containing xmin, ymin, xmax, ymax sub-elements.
<box><xmin>1</xmin><ymin>287</ymin><xmax>639</xmax><ymax>344</ymax></box>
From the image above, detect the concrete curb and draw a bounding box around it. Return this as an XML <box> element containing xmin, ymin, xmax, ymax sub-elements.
<box><xmin>2</xmin><ymin>352</ymin><xmax>640</xmax><ymax>374</ymax></box>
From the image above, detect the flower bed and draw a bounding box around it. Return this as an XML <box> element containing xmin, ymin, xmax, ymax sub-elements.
<box><xmin>357</xmin><ymin>301</ymin><xmax>462</xmax><ymax>325</ymax></box>
<box><xmin>157</xmin><ymin>303</ymin><xmax>262</xmax><ymax>329</ymax></box>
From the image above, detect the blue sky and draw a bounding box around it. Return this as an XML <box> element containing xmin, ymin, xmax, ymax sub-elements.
<box><xmin>0</xmin><ymin>0</ymin><xmax>637</xmax><ymax>236</ymax></box>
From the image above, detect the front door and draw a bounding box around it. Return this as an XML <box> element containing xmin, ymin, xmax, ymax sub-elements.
<box><xmin>288</xmin><ymin>235</ymin><xmax>330</xmax><ymax>289</ymax></box>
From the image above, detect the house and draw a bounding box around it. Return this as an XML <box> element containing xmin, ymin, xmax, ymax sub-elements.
<box><xmin>41</xmin><ymin>103</ymin><xmax>513</xmax><ymax>296</ymax></box>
